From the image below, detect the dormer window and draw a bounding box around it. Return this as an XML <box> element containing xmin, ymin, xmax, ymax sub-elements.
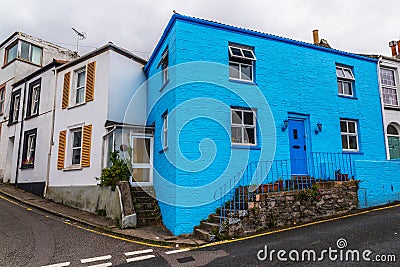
<box><xmin>4</xmin><ymin>40</ymin><xmax>43</xmax><ymax>66</ymax></box>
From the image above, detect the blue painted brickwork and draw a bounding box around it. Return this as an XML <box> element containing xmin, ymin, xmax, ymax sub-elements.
<box><xmin>145</xmin><ymin>15</ymin><xmax>386</xmax><ymax>235</ymax></box>
<box><xmin>355</xmin><ymin>160</ymin><xmax>400</xmax><ymax>207</ymax></box>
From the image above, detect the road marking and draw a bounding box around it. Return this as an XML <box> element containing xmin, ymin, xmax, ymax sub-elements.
<box><xmin>41</xmin><ymin>262</ymin><xmax>70</xmax><ymax>267</ymax></box>
<box><xmin>165</xmin><ymin>248</ymin><xmax>190</xmax><ymax>255</ymax></box>
<box><xmin>81</xmin><ymin>255</ymin><xmax>112</xmax><ymax>263</ymax></box>
<box><xmin>126</xmin><ymin>254</ymin><xmax>156</xmax><ymax>263</ymax></box>
<box><xmin>124</xmin><ymin>249</ymin><xmax>153</xmax><ymax>256</ymax></box>
<box><xmin>199</xmin><ymin>203</ymin><xmax>400</xmax><ymax>248</ymax></box>
<box><xmin>87</xmin><ymin>263</ymin><xmax>112</xmax><ymax>267</ymax></box>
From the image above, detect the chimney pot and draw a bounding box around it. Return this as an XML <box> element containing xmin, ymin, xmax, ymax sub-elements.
<box><xmin>397</xmin><ymin>40</ymin><xmax>400</xmax><ymax>56</ymax></box>
<box><xmin>312</xmin><ymin>29</ymin><xmax>319</xmax><ymax>45</ymax></box>
<box><xmin>389</xmin><ymin>41</ymin><xmax>397</xmax><ymax>57</ymax></box>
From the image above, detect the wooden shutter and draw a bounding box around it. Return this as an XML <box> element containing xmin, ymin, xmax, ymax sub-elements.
<box><xmin>62</xmin><ymin>72</ymin><xmax>70</xmax><ymax>109</ymax></box>
<box><xmin>85</xmin><ymin>61</ymin><xmax>96</xmax><ymax>102</ymax></box>
<box><xmin>81</xmin><ymin>124</ymin><xmax>92</xmax><ymax>167</ymax></box>
<box><xmin>57</xmin><ymin>130</ymin><xmax>67</xmax><ymax>170</ymax></box>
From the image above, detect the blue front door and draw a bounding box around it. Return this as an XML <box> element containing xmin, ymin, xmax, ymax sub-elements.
<box><xmin>288</xmin><ymin>119</ymin><xmax>308</xmax><ymax>175</ymax></box>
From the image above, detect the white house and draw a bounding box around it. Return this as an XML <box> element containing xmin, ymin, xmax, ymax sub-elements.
<box><xmin>0</xmin><ymin>32</ymin><xmax>77</xmax><ymax>183</ymax></box>
<box><xmin>47</xmin><ymin>43</ymin><xmax>147</xmax><ymax>204</ymax></box>
<box><xmin>378</xmin><ymin>41</ymin><xmax>400</xmax><ymax>160</ymax></box>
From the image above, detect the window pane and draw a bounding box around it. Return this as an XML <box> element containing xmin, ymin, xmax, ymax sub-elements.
<box><xmin>20</xmin><ymin>41</ymin><xmax>30</xmax><ymax>61</ymax></box>
<box><xmin>31</xmin><ymin>45</ymin><xmax>42</xmax><ymax>65</ymax></box>
<box><xmin>348</xmin><ymin>136</ymin><xmax>358</xmax><ymax>149</ymax></box>
<box><xmin>341</xmin><ymin>135</ymin><xmax>348</xmax><ymax>149</ymax></box>
<box><xmin>230</xmin><ymin>47</ymin><xmax>243</xmax><ymax>57</ymax></box>
<box><xmin>343</xmin><ymin>82</ymin><xmax>352</xmax><ymax>95</ymax></box>
<box><xmin>348</xmin><ymin>122</ymin><xmax>356</xmax><ymax>133</ymax></box>
<box><xmin>231</xmin><ymin>110</ymin><xmax>242</xmax><ymax>124</ymax></box>
<box><xmin>337</xmin><ymin>81</ymin><xmax>343</xmax><ymax>94</ymax></box>
<box><xmin>231</xmin><ymin>127</ymin><xmax>242</xmax><ymax>143</ymax></box>
<box><xmin>7</xmin><ymin>44</ymin><xmax>18</xmax><ymax>63</ymax></box>
<box><xmin>242</xmin><ymin>49</ymin><xmax>255</xmax><ymax>60</ymax></box>
<box><xmin>132</xmin><ymin>168</ymin><xmax>150</xmax><ymax>183</ymax></box>
<box><xmin>387</xmin><ymin>125</ymin><xmax>399</xmax><ymax>135</ymax></box>
<box><xmin>243</xmin><ymin>111</ymin><xmax>254</xmax><ymax>125</ymax></box>
<box><xmin>340</xmin><ymin>121</ymin><xmax>347</xmax><ymax>133</ymax></box>
<box><xmin>244</xmin><ymin>127</ymin><xmax>255</xmax><ymax>144</ymax></box>
<box><xmin>76</xmin><ymin>88</ymin><xmax>85</xmax><ymax>104</ymax></box>
<box><xmin>336</xmin><ymin>67</ymin><xmax>344</xmax><ymax>78</ymax></box>
<box><xmin>241</xmin><ymin>64</ymin><xmax>252</xmax><ymax>80</ymax></box>
<box><xmin>72</xmin><ymin>149</ymin><xmax>81</xmax><ymax>165</ymax></box>
<box><xmin>132</xmin><ymin>138</ymin><xmax>150</xmax><ymax>164</ymax></box>
<box><xmin>77</xmin><ymin>71</ymin><xmax>86</xmax><ymax>87</ymax></box>
<box><xmin>381</xmin><ymin>69</ymin><xmax>396</xmax><ymax>86</ymax></box>
<box><xmin>73</xmin><ymin>131</ymin><xmax>82</xmax><ymax>148</ymax></box>
<box><xmin>343</xmin><ymin>69</ymin><xmax>353</xmax><ymax>79</ymax></box>
<box><xmin>229</xmin><ymin>63</ymin><xmax>240</xmax><ymax>79</ymax></box>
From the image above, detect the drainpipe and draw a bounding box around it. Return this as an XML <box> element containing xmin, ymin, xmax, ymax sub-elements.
<box><xmin>15</xmin><ymin>78</ymin><xmax>28</xmax><ymax>186</ymax></box>
<box><xmin>44</xmin><ymin>66</ymin><xmax>58</xmax><ymax>197</ymax></box>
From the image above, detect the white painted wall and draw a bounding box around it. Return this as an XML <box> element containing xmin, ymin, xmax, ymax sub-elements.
<box><xmin>379</xmin><ymin>57</ymin><xmax>400</xmax><ymax>159</ymax></box>
<box><xmin>49</xmin><ymin>52</ymin><xmax>110</xmax><ymax>186</ymax></box>
<box><xmin>107</xmin><ymin>51</ymin><xmax>147</xmax><ymax>125</ymax></box>
<box><xmin>0</xmin><ymin>32</ymin><xmax>76</xmax><ymax>181</ymax></box>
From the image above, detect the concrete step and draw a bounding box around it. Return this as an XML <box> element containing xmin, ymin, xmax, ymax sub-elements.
<box><xmin>137</xmin><ymin>216</ymin><xmax>162</xmax><ymax>226</ymax></box>
<box><xmin>194</xmin><ymin>228</ymin><xmax>211</xmax><ymax>241</ymax></box>
<box><xmin>200</xmin><ymin>221</ymin><xmax>219</xmax><ymax>232</ymax></box>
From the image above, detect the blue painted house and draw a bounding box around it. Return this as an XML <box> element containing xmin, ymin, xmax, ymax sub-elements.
<box><xmin>141</xmin><ymin>14</ymin><xmax>392</xmax><ymax>235</ymax></box>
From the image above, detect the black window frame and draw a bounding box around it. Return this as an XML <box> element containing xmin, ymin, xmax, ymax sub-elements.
<box><xmin>21</xmin><ymin>128</ymin><xmax>37</xmax><ymax>169</ymax></box>
<box><xmin>9</xmin><ymin>89</ymin><xmax>21</xmax><ymax>125</ymax></box>
<box><xmin>26</xmin><ymin>78</ymin><xmax>41</xmax><ymax>118</ymax></box>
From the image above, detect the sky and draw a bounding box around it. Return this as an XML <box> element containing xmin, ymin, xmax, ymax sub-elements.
<box><xmin>0</xmin><ymin>0</ymin><xmax>399</xmax><ymax>60</ymax></box>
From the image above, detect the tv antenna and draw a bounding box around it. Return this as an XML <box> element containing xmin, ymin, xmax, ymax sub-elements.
<box><xmin>72</xmin><ymin>28</ymin><xmax>87</xmax><ymax>52</ymax></box>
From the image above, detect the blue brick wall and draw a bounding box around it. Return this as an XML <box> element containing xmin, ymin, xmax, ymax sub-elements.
<box><xmin>145</xmin><ymin>15</ymin><xmax>387</xmax><ymax>235</ymax></box>
<box><xmin>355</xmin><ymin>160</ymin><xmax>400</xmax><ymax>207</ymax></box>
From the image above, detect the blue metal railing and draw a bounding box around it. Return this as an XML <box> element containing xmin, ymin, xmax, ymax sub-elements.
<box><xmin>213</xmin><ymin>152</ymin><xmax>355</xmax><ymax>227</ymax></box>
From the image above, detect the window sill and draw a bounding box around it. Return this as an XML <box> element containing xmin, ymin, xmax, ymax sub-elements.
<box><xmin>2</xmin><ymin>58</ymin><xmax>41</xmax><ymax>69</ymax></box>
<box><xmin>229</xmin><ymin>78</ymin><xmax>256</xmax><ymax>85</ymax></box>
<box><xmin>384</xmin><ymin>105</ymin><xmax>400</xmax><ymax>111</ymax></box>
<box><xmin>25</xmin><ymin>113</ymin><xmax>39</xmax><ymax>120</ymax></box>
<box><xmin>232</xmin><ymin>144</ymin><xmax>260</xmax><ymax>150</ymax></box>
<box><xmin>7</xmin><ymin>121</ymin><xmax>18</xmax><ymax>126</ymax></box>
<box><xmin>160</xmin><ymin>79</ymin><xmax>169</xmax><ymax>92</ymax></box>
<box><xmin>67</xmin><ymin>102</ymin><xmax>87</xmax><ymax>110</ymax></box>
<box><xmin>62</xmin><ymin>165</ymin><xmax>83</xmax><ymax>171</ymax></box>
<box><xmin>338</xmin><ymin>94</ymin><xmax>358</xmax><ymax>100</ymax></box>
<box><xmin>342</xmin><ymin>151</ymin><xmax>364</xmax><ymax>155</ymax></box>
<box><xmin>21</xmin><ymin>164</ymin><xmax>34</xmax><ymax>169</ymax></box>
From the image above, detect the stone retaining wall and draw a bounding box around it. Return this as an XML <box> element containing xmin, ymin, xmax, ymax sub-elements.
<box><xmin>225</xmin><ymin>181</ymin><xmax>359</xmax><ymax>238</ymax></box>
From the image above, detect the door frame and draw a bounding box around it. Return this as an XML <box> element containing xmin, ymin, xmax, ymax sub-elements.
<box><xmin>129</xmin><ymin>134</ymin><xmax>154</xmax><ymax>187</ymax></box>
<box><xmin>287</xmin><ymin>114</ymin><xmax>311</xmax><ymax>175</ymax></box>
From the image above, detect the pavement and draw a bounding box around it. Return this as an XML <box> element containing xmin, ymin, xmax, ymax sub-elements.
<box><xmin>0</xmin><ymin>183</ymin><xmax>206</xmax><ymax>248</ymax></box>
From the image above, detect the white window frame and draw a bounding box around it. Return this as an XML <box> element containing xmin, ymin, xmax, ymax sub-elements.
<box><xmin>70</xmin><ymin>127</ymin><xmax>83</xmax><ymax>166</ymax></box>
<box><xmin>229</xmin><ymin>45</ymin><xmax>256</xmax><ymax>82</ymax></box>
<box><xmin>336</xmin><ymin>66</ymin><xmax>355</xmax><ymax>97</ymax></box>
<box><xmin>380</xmin><ymin>67</ymin><xmax>399</xmax><ymax>107</ymax></box>
<box><xmin>12</xmin><ymin>93</ymin><xmax>20</xmax><ymax>123</ymax></box>
<box><xmin>160</xmin><ymin>49</ymin><xmax>169</xmax><ymax>85</ymax></box>
<box><xmin>26</xmin><ymin>133</ymin><xmax>36</xmax><ymax>162</ymax></box>
<box><xmin>130</xmin><ymin>135</ymin><xmax>154</xmax><ymax>186</ymax></box>
<box><xmin>30</xmin><ymin>83</ymin><xmax>40</xmax><ymax>116</ymax></box>
<box><xmin>5</xmin><ymin>40</ymin><xmax>42</xmax><ymax>66</ymax></box>
<box><xmin>73</xmin><ymin>68</ymin><xmax>86</xmax><ymax>105</ymax></box>
<box><xmin>163</xmin><ymin>113</ymin><xmax>168</xmax><ymax>149</ymax></box>
<box><xmin>0</xmin><ymin>86</ymin><xmax>5</xmax><ymax>114</ymax></box>
<box><xmin>231</xmin><ymin>108</ymin><xmax>257</xmax><ymax>145</ymax></box>
<box><xmin>340</xmin><ymin>119</ymin><xmax>359</xmax><ymax>152</ymax></box>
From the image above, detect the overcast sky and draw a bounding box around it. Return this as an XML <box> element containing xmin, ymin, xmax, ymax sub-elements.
<box><xmin>0</xmin><ymin>0</ymin><xmax>399</xmax><ymax>59</ymax></box>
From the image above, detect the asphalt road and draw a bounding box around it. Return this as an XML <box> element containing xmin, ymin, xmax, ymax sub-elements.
<box><xmin>1</xmin><ymin>193</ymin><xmax>399</xmax><ymax>267</ymax></box>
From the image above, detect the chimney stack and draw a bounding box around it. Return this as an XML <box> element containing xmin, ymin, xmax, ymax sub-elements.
<box><xmin>313</xmin><ymin>29</ymin><xmax>319</xmax><ymax>45</ymax></box>
<box><xmin>389</xmin><ymin>41</ymin><xmax>397</xmax><ymax>57</ymax></box>
<box><xmin>397</xmin><ymin>40</ymin><xmax>400</xmax><ymax>56</ymax></box>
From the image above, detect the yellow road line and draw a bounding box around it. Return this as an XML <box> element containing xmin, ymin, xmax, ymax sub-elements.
<box><xmin>0</xmin><ymin>194</ymin><xmax>173</xmax><ymax>249</ymax></box>
<box><xmin>198</xmin><ymin>203</ymin><xmax>400</xmax><ymax>248</ymax></box>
